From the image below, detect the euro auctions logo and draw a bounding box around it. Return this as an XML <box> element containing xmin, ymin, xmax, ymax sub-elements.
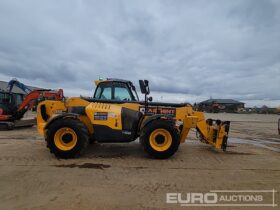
<box><xmin>166</xmin><ymin>190</ymin><xmax>277</xmax><ymax>207</ymax></box>
<box><xmin>167</xmin><ymin>192</ymin><xmax>218</xmax><ymax>205</ymax></box>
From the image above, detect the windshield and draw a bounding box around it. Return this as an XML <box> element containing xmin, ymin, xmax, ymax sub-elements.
<box><xmin>114</xmin><ymin>86</ymin><xmax>132</xmax><ymax>101</ymax></box>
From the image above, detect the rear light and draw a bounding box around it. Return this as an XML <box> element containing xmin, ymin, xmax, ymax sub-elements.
<box><xmin>0</xmin><ymin>108</ymin><xmax>3</xmax><ymax>115</ymax></box>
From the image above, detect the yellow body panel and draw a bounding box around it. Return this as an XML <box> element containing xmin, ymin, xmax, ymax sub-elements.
<box><xmin>37</xmin><ymin>98</ymin><xmax>92</xmax><ymax>136</ymax></box>
<box><xmin>37</xmin><ymin>100</ymin><xmax>67</xmax><ymax>136</ymax></box>
<box><xmin>85</xmin><ymin>103</ymin><xmax>123</xmax><ymax>130</ymax></box>
<box><xmin>66</xmin><ymin>97</ymin><xmax>91</xmax><ymax>106</ymax></box>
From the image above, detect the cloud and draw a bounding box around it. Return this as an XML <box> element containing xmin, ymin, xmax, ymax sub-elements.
<box><xmin>0</xmin><ymin>0</ymin><xmax>279</xmax><ymax>106</ymax></box>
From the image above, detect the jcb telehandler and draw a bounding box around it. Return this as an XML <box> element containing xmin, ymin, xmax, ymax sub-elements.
<box><xmin>37</xmin><ymin>79</ymin><xmax>230</xmax><ymax>159</ymax></box>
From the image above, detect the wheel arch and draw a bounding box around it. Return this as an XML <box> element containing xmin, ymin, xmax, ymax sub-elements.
<box><xmin>45</xmin><ymin>113</ymin><xmax>79</xmax><ymax>130</ymax></box>
<box><xmin>45</xmin><ymin>113</ymin><xmax>94</xmax><ymax>137</ymax></box>
<box><xmin>140</xmin><ymin>114</ymin><xmax>174</xmax><ymax>130</ymax></box>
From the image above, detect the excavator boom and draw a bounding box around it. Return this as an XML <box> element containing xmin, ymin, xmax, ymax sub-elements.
<box><xmin>7</xmin><ymin>79</ymin><xmax>32</xmax><ymax>94</ymax></box>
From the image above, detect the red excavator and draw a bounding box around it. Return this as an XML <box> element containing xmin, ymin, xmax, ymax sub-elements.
<box><xmin>0</xmin><ymin>79</ymin><xmax>64</xmax><ymax>129</ymax></box>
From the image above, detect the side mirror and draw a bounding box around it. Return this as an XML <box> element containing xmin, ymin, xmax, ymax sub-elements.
<box><xmin>139</xmin><ymin>80</ymin><xmax>146</xmax><ymax>94</ymax></box>
<box><xmin>144</xmin><ymin>80</ymin><xmax>150</xmax><ymax>94</ymax></box>
<box><xmin>139</xmin><ymin>80</ymin><xmax>150</xmax><ymax>94</ymax></box>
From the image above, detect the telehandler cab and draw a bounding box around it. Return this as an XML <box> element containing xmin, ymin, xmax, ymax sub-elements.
<box><xmin>37</xmin><ymin>79</ymin><xmax>230</xmax><ymax>159</ymax></box>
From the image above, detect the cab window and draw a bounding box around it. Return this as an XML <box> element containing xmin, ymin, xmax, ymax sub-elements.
<box><xmin>94</xmin><ymin>86</ymin><xmax>102</xmax><ymax>99</ymax></box>
<box><xmin>0</xmin><ymin>93</ymin><xmax>11</xmax><ymax>104</ymax></box>
<box><xmin>94</xmin><ymin>84</ymin><xmax>112</xmax><ymax>100</ymax></box>
<box><xmin>101</xmin><ymin>87</ymin><xmax>112</xmax><ymax>99</ymax></box>
<box><xmin>114</xmin><ymin>86</ymin><xmax>132</xmax><ymax>101</ymax></box>
<box><xmin>94</xmin><ymin>82</ymin><xmax>133</xmax><ymax>101</ymax></box>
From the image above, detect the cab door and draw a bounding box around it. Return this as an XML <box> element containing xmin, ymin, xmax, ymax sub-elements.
<box><xmin>91</xmin><ymin>82</ymin><xmax>141</xmax><ymax>142</ymax></box>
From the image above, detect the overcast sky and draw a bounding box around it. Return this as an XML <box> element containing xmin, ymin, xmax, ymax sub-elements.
<box><xmin>0</xmin><ymin>0</ymin><xmax>279</xmax><ymax>107</ymax></box>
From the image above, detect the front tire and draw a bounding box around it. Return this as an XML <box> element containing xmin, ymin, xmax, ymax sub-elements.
<box><xmin>140</xmin><ymin>120</ymin><xmax>180</xmax><ymax>159</ymax></box>
<box><xmin>46</xmin><ymin>118</ymin><xmax>89</xmax><ymax>158</ymax></box>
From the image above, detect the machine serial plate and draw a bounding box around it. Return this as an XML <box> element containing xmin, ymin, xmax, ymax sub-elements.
<box><xmin>94</xmin><ymin>112</ymin><xmax>108</xmax><ymax>120</ymax></box>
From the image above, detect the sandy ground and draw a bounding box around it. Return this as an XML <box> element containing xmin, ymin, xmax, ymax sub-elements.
<box><xmin>0</xmin><ymin>113</ymin><xmax>279</xmax><ymax>209</ymax></box>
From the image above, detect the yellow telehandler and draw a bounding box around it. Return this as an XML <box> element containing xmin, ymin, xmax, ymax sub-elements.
<box><xmin>36</xmin><ymin>79</ymin><xmax>230</xmax><ymax>159</ymax></box>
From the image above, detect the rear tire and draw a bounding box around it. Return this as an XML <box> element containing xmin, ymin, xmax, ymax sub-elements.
<box><xmin>46</xmin><ymin>118</ymin><xmax>89</xmax><ymax>159</ymax></box>
<box><xmin>140</xmin><ymin>120</ymin><xmax>180</xmax><ymax>159</ymax></box>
